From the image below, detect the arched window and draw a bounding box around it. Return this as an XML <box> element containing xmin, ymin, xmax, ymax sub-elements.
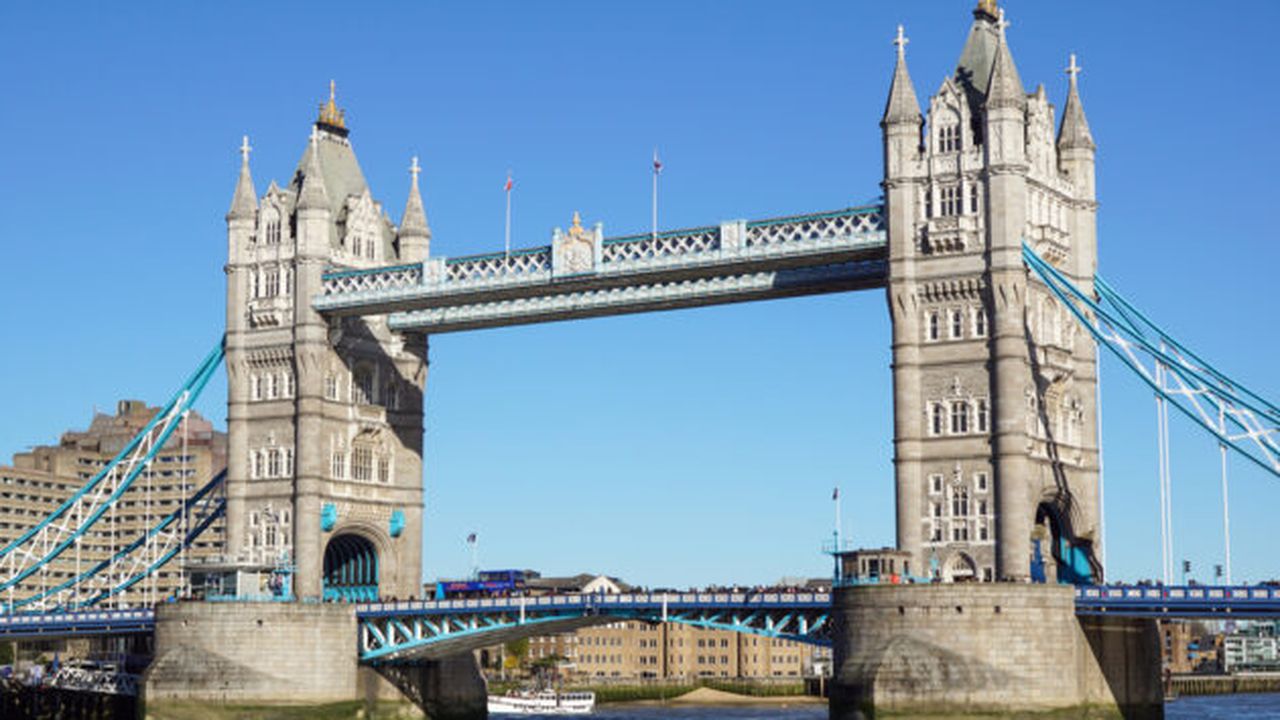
<box><xmin>262</xmin><ymin>206</ymin><xmax>282</xmax><ymax>245</ymax></box>
<box><xmin>936</xmin><ymin>110</ymin><xmax>961</xmax><ymax>153</ymax></box>
<box><xmin>927</xmin><ymin>312</ymin><xmax>941</xmax><ymax>341</ymax></box>
<box><xmin>931</xmin><ymin>404</ymin><xmax>945</xmax><ymax>436</ymax></box>
<box><xmin>251</xmin><ymin>374</ymin><xmax>262</xmax><ymax>401</ymax></box>
<box><xmin>952</xmin><ymin>487</ymin><xmax>969</xmax><ymax>517</ymax></box>
<box><xmin>949</xmin><ymin>309</ymin><xmax>964</xmax><ymax>339</ymax></box>
<box><xmin>976</xmin><ymin>399</ymin><xmax>989</xmax><ymax>433</ymax></box>
<box><xmin>268</xmin><ymin>374</ymin><xmax>280</xmax><ymax>400</ymax></box>
<box><xmin>353</xmin><ymin>366</ymin><xmax>374</xmax><ymax>405</ymax></box>
<box><xmin>973</xmin><ymin>307</ymin><xmax>987</xmax><ymax>337</ymax></box>
<box><xmin>252</xmin><ymin>451</ymin><xmax>263</xmax><ymax>479</ymax></box>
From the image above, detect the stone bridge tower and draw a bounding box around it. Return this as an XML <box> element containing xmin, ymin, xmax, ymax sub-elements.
<box><xmin>883</xmin><ymin>2</ymin><xmax>1101</xmax><ymax>583</ymax></box>
<box><xmin>224</xmin><ymin>86</ymin><xmax>429</xmax><ymax>601</ymax></box>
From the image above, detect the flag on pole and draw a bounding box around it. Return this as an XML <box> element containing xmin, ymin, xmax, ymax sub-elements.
<box><xmin>832</xmin><ymin>487</ymin><xmax>839</xmax><ymax>501</ymax></box>
<box><xmin>466</xmin><ymin>532</ymin><xmax>477</xmax><ymax>544</ymax></box>
<box><xmin>504</xmin><ymin>173</ymin><xmax>513</xmax><ymax>192</ymax></box>
<box><xmin>652</xmin><ymin>149</ymin><xmax>663</xmax><ymax>175</ymax></box>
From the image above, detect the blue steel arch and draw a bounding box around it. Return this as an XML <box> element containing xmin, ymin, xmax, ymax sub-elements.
<box><xmin>324</xmin><ymin>533</ymin><xmax>380</xmax><ymax>602</ymax></box>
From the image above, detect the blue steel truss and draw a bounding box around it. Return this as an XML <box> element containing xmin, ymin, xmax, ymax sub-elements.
<box><xmin>1024</xmin><ymin>245</ymin><xmax>1280</xmax><ymax>479</ymax></box>
<box><xmin>314</xmin><ymin>206</ymin><xmax>887</xmax><ymax>333</ymax></box>
<box><xmin>9</xmin><ymin>471</ymin><xmax>227</xmax><ymax>612</ymax></box>
<box><xmin>356</xmin><ymin>592</ymin><xmax>832</xmax><ymax>664</ymax></box>
<box><xmin>0</xmin><ymin>340</ymin><xmax>225</xmax><ymax>603</ymax></box>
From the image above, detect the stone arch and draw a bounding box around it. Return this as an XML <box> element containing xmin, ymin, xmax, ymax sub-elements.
<box><xmin>323</xmin><ymin>532</ymin><xmax>381</xmax><ymax>602</ymax></box>
<box><xmin>1033</xmin><ymin>497</ymin><xmax>1098</xmax><ymax>585</ymax></box>
<box><xmin>941</xmin><ymin>552</ymin><xmax>977</xmax><ymax>583</ymax></box>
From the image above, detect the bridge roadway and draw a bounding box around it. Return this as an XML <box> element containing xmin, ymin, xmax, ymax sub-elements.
<box><xmin>3</xmin><ymin>585</ymin><xmax>1279</xmax><ymax>660</ymax></box>
<box><xmin>313</xmin><ymin>206</ymin><xmax>887</xmax><ymax>333</ymax></box>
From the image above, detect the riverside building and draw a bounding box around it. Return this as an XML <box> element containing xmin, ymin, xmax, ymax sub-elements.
<box><xmin>0</xmin><ymin>400</ymin><xmax>227</xmax><ymax>607</ymax></box>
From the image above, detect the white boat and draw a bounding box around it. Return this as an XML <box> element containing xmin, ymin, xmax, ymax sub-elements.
<box><xmin>487</xmin><ymin>689</ymin><xmax>596</xmax><ymax>715</ymax></box>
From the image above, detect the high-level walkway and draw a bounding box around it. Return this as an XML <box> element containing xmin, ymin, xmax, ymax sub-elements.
<box><xmin>314</xmin><ymin>206</ymin><xmax>886</xmax><ymax>333</ymax></box>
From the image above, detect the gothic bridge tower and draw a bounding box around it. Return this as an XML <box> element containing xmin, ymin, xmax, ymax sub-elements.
<box><xmin>883</xmin><ymin>2</ymin><xmax>1100</xmax><ymax>583</ymax></box>
<box><xmin>224</xmin><ymin>85</ymin><xmax>429</xmax><ymax>601</ymax></box>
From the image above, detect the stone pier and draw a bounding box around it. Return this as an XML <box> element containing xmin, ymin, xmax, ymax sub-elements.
<box><xmin>144</xmin><ymin>602</ymin><xmax>487</xmax><ymax>719</ymax></box>
<box><xmin>829</xmin><ymin>584</ymin><xmax>1162</xmax><ymax>719</ymax></box>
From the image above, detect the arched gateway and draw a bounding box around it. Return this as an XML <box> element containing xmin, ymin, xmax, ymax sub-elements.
<box><xmin>323</xmin><ymin>534</ymin><xmax>380</xmax><ymax>602</ymax></box>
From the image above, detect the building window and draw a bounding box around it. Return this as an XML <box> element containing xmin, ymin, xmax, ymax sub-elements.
<box><xmin>284</xmin><ymin>449</ymin><xmax>294</xmax><ymax>477</ymax></box>
<box><xmin>930</xmin><ymin>474</ymin><xmax>943</xmax><ymax>494</ymax></box>
<box><xmin>973</xmin><ymin>307</ymin><xmax>987</xmax><ymax>337</ymax></box>
<box><xmin>251</xmin><ymin>375</ymin><xmax>262</xmax><ymax>401</ymax></box>
<box><xmin>264</xmin><ymin>269</ymin><xmax>280</xmax><ymax>297</ymax></box>
<box><xmin>284</xmin><ymin>372</ymin><xmax>295</xmax><ymax>398</ymax></box>
<box><xmin>940</xmin><ymin>186</ymin><xmax>961</xmax><ymax>217</ymax></box>
<box><xmin>983</xmin><ymin>567</ymin><xmax>994</xmax><ymax>582</ymax></box>
<box><xmin>979</xmin><ymin>521</ymin><xmax>990</xmax><ymax>541</ymax></box>
<box><xmin>352</xmin><ymin>446</ymin><xmax>373</xmax><ymax>482</ymax></box>
<box><xmin>353</xmin><ymin>367</ymin><xmax>374</xmax><ymax>405</ymax></box>
<box><xmin>931</xmin><ymin>404</ymin><xmax>945</xmax><ymax>436</ymax></box>
<box><xmin>331</xmin><ymin>451</ymin><xmax>345</xmax><ymax>479</ymax></box>
<box><xmin>969</xmin><ymin>184</ymin><xmax>979</xmax><ymax>214</ymax></box>
<box><xmin>938</xmin><ymin>123</ymin><xmax>961</xmax><ymax>153</ymax></box>
<box><xmin>252</xmin><ymin>452</ymin><xmax>263</xmax><ymax>479</ymax></box>
<box><xmin>932</xmin><ymin>502</ymin><xmax>942</xmax><ymax>518</ymax></box>
<box><xmin>950</xmin><ymin>401</ymin><xmax>969</xmax><ymax>434</ymax></box>
<box><xmin>268</xmin><ymin>374</ymin><xmax>280</xmax><ymax>400</ymax></box>
<box><xmin>927</xmin><ymin>312</ymin><xmax>940</xmax><ymax>341</ymax></box>
<box><xmin>377</xmin><ymin>454</ymin><xmax>390</xmax><ymax>483</ymax></box>
<box><xmin>952</xmin><ymin>523</ymin><xmax>969</xmax><ymax>542</ymax></box>
<box><xmin>325</xmin><ymin>373</ymin><xmax>339</xmax><ymax>401</ymax></box>
<box><xmin>978</xmin><ymin>499</ymin><xmax>988</xmax><ymax>516</ymax></box>
<box><xmin>975</xmin><ymin>471</ymin><xmax>989</xmax><ymax>493</ymax></box>
<box><xmin>976</xmin><ymin>399</ymin><xmax>989</xmax><ymax>433</ymax></box>
<box><xmin>267</xmin><ymin>449</ymin><xmax>281</xmax><ymax>477</ymax></box>
<box><xmin>950</xmin><ymin>309</ymin><xmax>964</xmax><ymax>339</ymax></box>
<box><xmin>952</xmin><ymin>487</ymin><xmax>969</xmax><ymax>517</ymax></box>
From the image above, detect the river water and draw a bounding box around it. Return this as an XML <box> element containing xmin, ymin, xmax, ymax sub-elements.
<box><xmin>559</xmin><ymin>693</ymin><xmax>1280</xmax><ymax>718</ymax></box>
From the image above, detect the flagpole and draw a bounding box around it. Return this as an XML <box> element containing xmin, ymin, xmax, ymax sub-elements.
<box><xmin>504</xmin><ymin>171</ymin><xmax>513</xmax><ymax>270</ymax></box>
<box><xmin>651</xmin><ymin>148</ymin><xmax>660</xmax><ymax>250</ymax></box>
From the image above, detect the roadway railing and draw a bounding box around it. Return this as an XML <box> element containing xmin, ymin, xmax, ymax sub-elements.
<box><xmin>1075</xmin><ymin>584</ymin><xmax>1280</xmax><ymax>617</ymax></box>
<box><xmin>0</xmin><ymin>609</ymin><xmax>155</xmax><ymax>639</ymax></box>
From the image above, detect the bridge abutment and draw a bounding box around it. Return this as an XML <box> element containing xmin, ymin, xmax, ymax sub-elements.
<box><xmin>145</xmin><ymin>602</ymin><xmax>484</xmax><ymax>717</ymax></box>
<box><xmin>829</xmin><ymin>584</ymin><xmax>1161</xmax><ymax>719</ymax></box>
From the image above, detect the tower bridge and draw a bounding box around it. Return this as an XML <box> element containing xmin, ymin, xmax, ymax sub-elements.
<box><xmin>2</xmin><ymin>2</ymin><xmax>1278</xmax><ymax>718</ymax></box>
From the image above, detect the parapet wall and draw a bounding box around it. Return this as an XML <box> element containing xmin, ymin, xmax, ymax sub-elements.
<box><xmin>829</xmin><ymin>584</ymin><xmax>1162</xmax><ymax>719</ymax></box>
<box><xmin>144</xmin><ymin>601</ymin><xmax>361</xmax><ymax>704</ymax></box>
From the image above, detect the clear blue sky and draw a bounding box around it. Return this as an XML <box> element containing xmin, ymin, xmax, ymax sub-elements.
<box><xmin>1</xmin><ymin>1</ymin><xmax>1277</xmax><ymax>589</ymax></box>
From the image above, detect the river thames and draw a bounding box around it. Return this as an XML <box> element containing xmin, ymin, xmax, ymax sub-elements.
<box><xmin>544</xmin><ymin>693</ymin><xmax>1280</xmax><ymax>719</ymax></box>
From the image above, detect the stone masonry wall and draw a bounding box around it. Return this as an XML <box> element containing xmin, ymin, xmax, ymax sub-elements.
<box><xmin>830</xmin><ymin>584</ymin><xmax>1161</xmax><ymax>719</ymax></box>
<box><xmin>144</xmin><ymin>602</ymin><xmax>359</xmax><ymax>704</ymax></box>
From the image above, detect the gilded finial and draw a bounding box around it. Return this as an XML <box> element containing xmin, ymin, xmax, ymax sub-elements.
<box><xmin>317</xmin><ymin>79</ymin><xmax>346</xmax><ymax>129</ymax></box>
<box><xmin>976</xmin><ymin>0</ymin><xmax>998</xmax><ymax>20</ymax></box>
<box><xmin>571</xmin><ymin>211</ymin><xmax>583</xmax><ymax>232</ymax></box>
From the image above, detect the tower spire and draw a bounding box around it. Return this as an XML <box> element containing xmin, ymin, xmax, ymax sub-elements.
<box><xmin>1058</xmin><ymin>54</ymin><xmax>1095</xmax><ymax>150</ymax></box>
<box><xmin>984</xmin><ymin>9</ymin><xmax>1025</xmax><ymax>111</ymax></box>
<box><xmin>882</xmin><ymin>24</ymin><xmax>922</xmax><ymax>126</ymax></box>
<box><xmin>297</xmin><ymin>127</ymin><xmax>330</xmax><ymax>211</ymax></box>
<box><xmin>227</xmin><ymin>134</ymin><xmax>258</xmax><ymax>220</ymax></box>
<box><xmin>400</xmin><ymin>155</ymin><xmax>431</xmax><ymax>240</ymax></box>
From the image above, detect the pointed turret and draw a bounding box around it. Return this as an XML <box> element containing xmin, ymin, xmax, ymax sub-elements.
<box><xmin>882</xmin><ymin>25</ymin><xmax>922</xmax><ymax>127</ymax></box>
<box><xmin>984</xmin><ymin>11</ymin><xmax>1025</xmax><ymax>112</ymax></box>
<box><xmin>1057</xmin><ymin>54</ymin><xmax>1095</xmax><ymax>151</ymax></box>
<box><xmin>398</xmin><ymin>156</ymin><xmax>431</xmax><ymax>261</ymax></box>
<box><xmin>297</xmin><ymin>128</ymin><xmax>330</xmax><ymax>211</ymax></box>
<box><xmin>227</xmin><ymin>135</ymin><xmax>258</xmax><ymax>221</ymax></box>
